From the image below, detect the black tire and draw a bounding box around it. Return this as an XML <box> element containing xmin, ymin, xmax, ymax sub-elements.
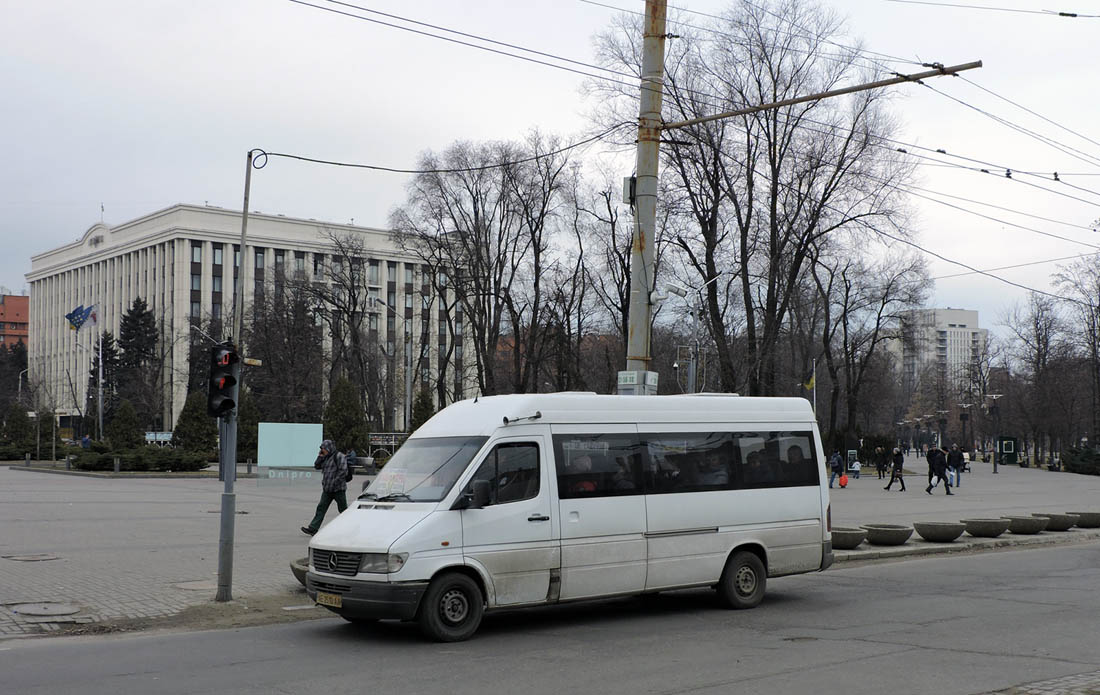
<box><xmin>418</xmin><ymin>572</ymin><xmax>484</xmax><ymax>642</ymax></box>
<box><xmin>717</xmin><ymin>550</ymin><xmax>766</xmax><ymax>609</ymax></box>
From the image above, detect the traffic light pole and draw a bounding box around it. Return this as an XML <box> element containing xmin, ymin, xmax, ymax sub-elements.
<box><xmin>215</xmin><ymin>150</ymin><xmax>254</xmax><ymax>603</ymax></box>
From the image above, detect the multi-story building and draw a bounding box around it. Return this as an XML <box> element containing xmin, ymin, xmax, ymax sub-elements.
<box><xmin>0</xmin><ymin>293</ymin><xmax>29</xmax><ymax>347</ymax></box>
<box><xmin>894</xmin><ymin>308</ymin><xmax>989</xmax><ymax>395</ymax></box>
<box><xmin>26</xmin><ymin>204</ymin><xmax>468</xmax><ymax>430</ymax></box>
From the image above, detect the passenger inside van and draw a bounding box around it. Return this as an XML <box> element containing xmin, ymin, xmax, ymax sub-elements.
<box><xmin>568</xmin><ymin>455</ymin><xmax>597</xmax><ymax>493</ymax></box>
<box><xmin>695</xmin><ymin>451</ymin><xmax>730</xmax><ymax>486</ymax></box>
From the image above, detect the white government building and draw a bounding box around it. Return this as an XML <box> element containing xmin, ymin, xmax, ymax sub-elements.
<box><xmin>26</xmin><ymin>204</ymin><xmax>469</xmax><ymax>432</ymax></box>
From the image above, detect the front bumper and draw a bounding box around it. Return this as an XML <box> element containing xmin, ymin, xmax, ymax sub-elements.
<box><xmin>820</xmin><ymin>540</ymin><xmax>834</xmax><ymax>571</ymax></box>
<box><xmin>306</xmin><ymin>571</ymin><xmax>429</xmax><ymax>620</ymax></box>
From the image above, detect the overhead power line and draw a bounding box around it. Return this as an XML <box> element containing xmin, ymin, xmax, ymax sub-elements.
<box><xmin>254</xmin><ymin>122</ymin><xmax>634</xmax><ymax>175</ymax></box>
<box><xmin>958</xmin><ymin>76</ymin><xmax>1100</xmax><ymax>151</ymax></box>
<box><xmin>932</xmin><ymin>252</ymin><xmax>1100</xmax><ymax>280</ymax></box>
<box><xmin>883</xmin><ymin>0</ymin><xmax>1098</xmax><ymax>17</ymax></box>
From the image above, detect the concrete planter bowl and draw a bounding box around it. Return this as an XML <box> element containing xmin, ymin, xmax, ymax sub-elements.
<box><xmin>861</xmin><ymin>524</ymin><xmax>913</xmax><ymax>546</ymax></box>
<box><xmin>1068</xmin><ymin>511</ymin><xmax>1100</xmax><ymax>528</ymax></box>
<box><xmin>1033</xmin><ymin>513</ymin><xmax>1080</xmax><ymax>532</ymax></box>
<box><xmin>831</xmin><ymin>527</ymin><xmax>866</xmax><ymax>550</ymax></box>
<box><xmin>1003</xmin><ymin>515</ymin><xmax>1049</xmax><ymax>535</ymax></box>
<box><xmin>913</xmin><ymin>521</ymin><xmax>966</xmax><ymax>543</ymax></box>
<box><xmin>961</xmin><ymin>518</ymin><xmax>1011</xmax><ymax>538</ymax></box>
<box><xmin>291</xmin><ymin>557</ymin><xmax>309</xmax><ymax>587</ymax></box>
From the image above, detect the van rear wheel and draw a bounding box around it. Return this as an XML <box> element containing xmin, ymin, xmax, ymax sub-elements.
<box><xmin>718</xmin><ymin>551</ymin><xmax>766</xmax><ymax>609</ymax></box>
<box><xmin>418</xmin><ymin>572</ymin><xmax>484</xmax><ymax>642</ymax></box>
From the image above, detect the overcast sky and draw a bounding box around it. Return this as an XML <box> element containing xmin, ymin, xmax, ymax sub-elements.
<box><xmin>3</xmin><ymin>0</ymin><xmax>1098</xmax><ymax>336</ymax></box>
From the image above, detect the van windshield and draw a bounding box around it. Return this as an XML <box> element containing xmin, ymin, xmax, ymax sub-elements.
<box><xmin>362</xmin><ymin>436</ymin><xmax>488</xmax><ymax>502</ymax></box>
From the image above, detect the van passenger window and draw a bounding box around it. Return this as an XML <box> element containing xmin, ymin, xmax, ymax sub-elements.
<box><xmin>467</xmin><ymin>443</ymin><xmax>539</xmax><ymax>505</ymax></box>
<box><xmin>734</xmin><ymin>432</ymin><xmax>819</xmax><ymax>488</ymax></box>
<box><xmin>644</xmin><ymin>433</ymin><xmax>735</xmax><ymax>493</ymax></box>
<box><xmin>553</xmin><ymin>434</ymin><xmax>643</xmax><ymax>499</ymax></box>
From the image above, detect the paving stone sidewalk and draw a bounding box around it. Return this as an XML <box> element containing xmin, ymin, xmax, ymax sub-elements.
<box><xmin>2</xmin><ymin>458</ymin><xmax>1099</xmax><ymax>639</ymax></box>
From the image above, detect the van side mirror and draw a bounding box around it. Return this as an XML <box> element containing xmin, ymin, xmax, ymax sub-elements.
<box><xmin>469</xmin><ymin>479</ymin><xmax>491</xmax><ymax>509</ymax></box>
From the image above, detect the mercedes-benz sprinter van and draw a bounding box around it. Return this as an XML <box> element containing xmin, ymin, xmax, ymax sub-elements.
<box><xmin>306</xmin><ymin>393</ymin><xmax>832</xmax><ymax>641</ymax></box>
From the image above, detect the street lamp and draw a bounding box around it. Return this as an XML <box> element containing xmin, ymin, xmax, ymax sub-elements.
<box><xmin>957</xmin><ymin>403</ymin><xmax>973</xmax><ymax>456</ymax></box>
<box><xmin>657</xmin><ymin>276</ymin><xmax>719</xmax><ymax>395</ymax></box>
<box><xmin>986</xmin><ymin>394</ymin><xmax>1003</xmax><ymax>473</ymax></box>
<box><xmin>373</xmin><ymin>297</ymin><xmax>414</xmax><ymax>431</ymax></box>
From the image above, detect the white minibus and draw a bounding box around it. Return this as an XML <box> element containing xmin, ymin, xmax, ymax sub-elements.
<box><xmin>306</xmin><ymin>393</ymin><xmax>833</xmax><ymax>641</ymax></box>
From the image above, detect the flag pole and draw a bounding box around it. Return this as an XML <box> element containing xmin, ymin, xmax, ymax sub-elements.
<box><xmin>97</xmin><ymin>326</ymin><xmax>104</xmax><ymax>441</ymax></box>
<box><xmin>812</xmin><ymin>357</ymin><xmax>817</xmax><ymax>416</ymax></box>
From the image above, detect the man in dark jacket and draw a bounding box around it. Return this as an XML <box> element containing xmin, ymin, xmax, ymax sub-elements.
<box><xmin>926</xmin><ymin>446</ymin><xmax>953</xmax><ymax>495</ymax></box>
<box><xmin>946</xmin><ymin>444</ymin><xmax>964</xmax><ymax>488</ymax></box>
<box><xmin>828</xmin><ymin>450</ymin><xmax>844</xmax><ymax>488</ymax></box>
<box><xmin>301</xmin><ymin>439</ymin><xmax>349</xmax><ymax>535</ymax></box>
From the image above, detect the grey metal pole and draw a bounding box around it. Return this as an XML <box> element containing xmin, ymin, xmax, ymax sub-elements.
<box><xmin>97</xmin><ymin>330</ymin><xmax>104</xmax><ymax>441</ymax></box>
<box><xmin>405</xmin><ymin>335</ymin><xmax>413</xmax><ymax>430</ymax></box>
<box><xmin>621</xmin><ymin>0</ymin><xmax>666</xmax><ymax>395</ymax></box>
<box><xmin>687</xmin><ymin>303</ymin><xmax>698</xmax><ymax>394</ymax></box>
<box><xmin>215</xmin><ymin>150</ymin><xmax>253</xmax><ymax>603</ymax></box>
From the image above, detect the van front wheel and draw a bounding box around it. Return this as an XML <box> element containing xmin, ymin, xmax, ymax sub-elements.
<box><xmin>418</xmin><ymin>572</ymin><xmax>484</xmax><ymax>642</ymax></box>
<box><xmin>718</xmin><ymin>551</ymin><xmax>766</xmax><ymax>609</ymax></box>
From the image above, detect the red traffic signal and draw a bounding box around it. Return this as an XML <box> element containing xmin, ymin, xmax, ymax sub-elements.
<box><xmin>207</xmin><ymin>341</ymin><xmax>240</xmax><ymax>417</ymax></box>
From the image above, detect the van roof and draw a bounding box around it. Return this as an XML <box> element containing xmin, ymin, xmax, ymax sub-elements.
<box><xmin>413</xmin><ymin>393</ymin><xmax>816</xmax><ymax>438</ymax></box>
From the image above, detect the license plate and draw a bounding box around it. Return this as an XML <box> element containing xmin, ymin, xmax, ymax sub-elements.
<box><xmin>316</xmin><ymin>591</ymin><xmax>342</xmax><ymax>608</ymax></box>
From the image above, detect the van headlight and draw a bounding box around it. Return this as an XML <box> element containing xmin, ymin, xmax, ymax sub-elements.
<box><xmin>359</xmin><ymin>553</ymin><xmax>408</xmax><ymax>574</ymax></box>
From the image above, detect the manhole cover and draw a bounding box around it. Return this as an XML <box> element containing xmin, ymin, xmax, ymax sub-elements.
<box><xmin>11</xmin><ymin>602</ymin><xmax>81</xmax><ymax>617</ymax></box>
<box><xmin>2</xmin><ymin>554</ymin><xmax>60</xmax><ymax>562</ymax></box>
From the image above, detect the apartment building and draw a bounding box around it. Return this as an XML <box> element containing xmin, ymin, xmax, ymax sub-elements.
<box><xmin>0</xmin><ymin>293</ymin><xmax>29</xmax><ymax>347</ymax></box>
<box><xmin>894</xmin><ymin>308</ymin><xmax>989</xmax><ymax>394</ymax></box>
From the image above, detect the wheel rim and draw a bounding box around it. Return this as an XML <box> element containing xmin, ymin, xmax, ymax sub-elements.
<box><xmin>439</xmin><ymin>587</ymin><xmax>469</xmax><ymax>625</ymax></box>
<box><xmin>734</xmin><ymin>565</ymin><xmax>757</xmax><ymax>596</ymax></box>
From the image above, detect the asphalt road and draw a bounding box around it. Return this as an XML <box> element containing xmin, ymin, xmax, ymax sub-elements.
<box><xmin>4</xmin><ymin>541</ymin><xmax>1098</xmax><ymax>695</ymax></box>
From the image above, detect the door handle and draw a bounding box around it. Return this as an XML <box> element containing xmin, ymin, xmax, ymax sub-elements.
<box><xmin>528</xmin><ymin>514</ymin><xmax>550</xmax><ymax>522</ymax></box>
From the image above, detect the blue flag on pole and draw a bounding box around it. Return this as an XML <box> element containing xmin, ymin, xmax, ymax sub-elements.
<box><xmin>65</xmin><ymin>305</ymin><xmax>96</xmax><ymax>332</ymax></box>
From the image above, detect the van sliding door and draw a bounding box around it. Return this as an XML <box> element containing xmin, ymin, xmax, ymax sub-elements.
<box><xmin>552</xmin><ymin>426</ymin><xmax>646</xmax><ymax>600</ymax></box>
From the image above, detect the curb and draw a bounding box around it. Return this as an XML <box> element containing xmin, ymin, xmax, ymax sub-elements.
<box><xmin>5</xmin><ymin>465</ymin><xmax>258</xmax><ymax>480</ymax></box>
<box><xmin>834</xmin><ymin>527</ymin><xmax>1100</xmax><ymax>563</ymax></box>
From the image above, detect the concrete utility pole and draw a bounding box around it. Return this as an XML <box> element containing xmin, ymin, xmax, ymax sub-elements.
<box><xmin>618</xmin><ymin>0</ymin><xmax>667</xmax><ymax>396</ymax></box>
<box><xmin>620</xmin><ymin>21</ymin><xmax>981</xmax><ymax>393</ymax></box>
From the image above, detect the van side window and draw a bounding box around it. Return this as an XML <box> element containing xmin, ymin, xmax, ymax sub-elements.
<box><xmin>468</xmin><ymin>443</ymin><xmax>540</xmax><ymax>505</ymax></box>
<box><xmin>644</xmin><ymin>433</ymin><xmax>735</xmax><ymax>493</ymax></box>
<box><xmin>553</xmin><ymin>434</ymin><xmax>643</xmax><ymax>499</ymax></box>
<box><xmin>735</xmin><ymin>432</ymin><xmax>819</xmax><ymax>488</ymax></box>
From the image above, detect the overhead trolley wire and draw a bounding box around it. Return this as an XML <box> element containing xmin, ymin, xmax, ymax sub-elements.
<box><xmin>883</xmin><ymin>0</ymin><xmax>1099</xmax><ymax>18</ymax></box>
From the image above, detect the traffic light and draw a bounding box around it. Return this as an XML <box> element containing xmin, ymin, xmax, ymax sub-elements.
<box><xmin>207</xmin><ymin>341</ymin><xmax>240</xmax><ymax>417</ymax></box>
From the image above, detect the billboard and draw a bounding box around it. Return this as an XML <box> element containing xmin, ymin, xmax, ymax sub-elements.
<box><xmin>258</xmin><ymin>423</ymin><xmax>323</xmax><ymax>468</ymax></box>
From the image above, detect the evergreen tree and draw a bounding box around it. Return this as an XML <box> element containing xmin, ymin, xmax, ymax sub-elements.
<box><xmin>171</xmin><ymin>392</ymin><xmax>217</xmax><ymax>453</ymax></box>
<box><xmin>323</xmin><ymin>377</ymin><xmax>369</xmax><ymax>452</ymax></box>
<box><xmin>0</xmin><ymin>341</ymin><xmax>28</xmax><ymax>414</ymax></box>
<box><xmin>84</xmin><ymin>331</ymin><xmax>121</xmax><ymax>434</ymax></box>
<box><xmin>3</xmin><ymin>402</ymin><xmax>34</xmax><ymax>448</ymax></box>
<box><xmin>236</xmin><ymin>388</ymin><xmax>261</xmax><ymax>462</ymax></box>
<box><xmin>106</xmin><ymin>399</ymin><xmax>144</xmax><ymax>450</ymax></box>
<box><xmin>118</xmin><ymin>299</ymin><xmax>157</xmax><ymax>369</ymax></box>
<box><xmin>409</xmin><ymin>389</ymin><xmax>436</xmax><ymax>433</ymax></box>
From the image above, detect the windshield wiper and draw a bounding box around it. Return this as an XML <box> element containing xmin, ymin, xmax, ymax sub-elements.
<box><xmin>357</xmin><ymin>492</ymin><xmax>379</xmax><ymax>500</ymax></box>
<box><xmin>375</xmin><ymin>493</ymin><xmax>413</xmax><ymax>502</ymax></box>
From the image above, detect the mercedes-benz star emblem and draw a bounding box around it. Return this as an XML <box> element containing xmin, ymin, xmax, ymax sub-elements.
<box><xmin>327</xmin><ymin>553</ymin><xmax>338</xmax><ymax>572</ymax></box>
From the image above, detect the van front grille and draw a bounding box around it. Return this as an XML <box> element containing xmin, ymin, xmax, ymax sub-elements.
<box><xmin>311</xmin><ymin>549</ymin><xmax>361</xmax><ymax>577</ymax></box>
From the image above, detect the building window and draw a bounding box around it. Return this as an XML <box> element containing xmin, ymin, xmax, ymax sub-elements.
<box><xmin>234</xmin><ymin>247</ymin><xmax>240</xmax><ymax>267</ymax></box>
<box><xmin>254</xmin><ymin>249</ymin><xmax>265</xmax><ymax>269</ymax></box>
<box><xmin>191</xmin><ymin>274</ymin><xmax>201</xmax><ymax>291</ymax></box>
<box><xmin>404</xmin><ymin>266</ymin><xmax>413</xmax><ymax>284</ymax></box>
<box><xmin>369</xmin><ymin>314</ymin><xmax>378</xmax><ymax>331</ymax></box>
<box><xmin>190</xmin><ymin>301</ymin><xmax>201</xmax><ymax>318</ymax></box>
<box><xmin>387</xmin><ymin>290</ymin><xmax>396</xmax><ymax>309</ymax></box>
<box><xmin>294</xmin><ymin>252</ymin><xmax>305</xmax><ymax>272</ymax></box>
<box><xmin>212</xmin><ymin>303</ymin><xmax>222</xmax><ymax>319</ymax></box>
<box><xmin>213</xmin><ymin>246</ymin><xmax>223</xmax><ymax>266</ymax></box>
<box><xmin>405</xmin><ymin>294</ymin><xmax>413</xmax><ymax>309</ymax></box>
<box><xmin>274</xmin><ymin>250</ymin><xmax>284</xmax><ymax>267</ymax></box>
<box><xmin>191</xmin><ymin>245</ymin><xmax>202</xmax><ymax>263</ymax></box>
<box><xmin>369</xmin><ymin>260</ymin><xmax>379</xmax><ymax>285</ymax></box>
<box><xmin>388</xmin><ymin>261</ymin><xmax>397</xmax><ymax>280</ymax></box>
<box><xmin>212</xmin><ymin>275</ymin><xmax>222</xmax><ymax>293</ymax></box>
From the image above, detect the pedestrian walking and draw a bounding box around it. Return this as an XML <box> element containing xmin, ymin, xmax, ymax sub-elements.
<box><xmin>947</xmin><ymin>444</ymin><xmax>964</xmax><ymax>488</ymax></box>
<box><xmin>885</xmin><ymin>447</ymin><xmax>906</xmax><ymax>491</ymax></box>
<box><xmin>828</xmin><ymin>450</ymin><xmax>844</xmax><ymax>489</ymax></box>
<box><xmin>874</xmin><ymin>447</ymin><xmax>887</xmax><ymax>479</ymax></box>
<box><xmin>926</xmin><ymin>446</ymin><xmax>953</xmax><ymax>495</ymax></box>
<box><xmin>301</xmin><ymin>439</ymin><xmax>349</xmax><ymax>536</ymax></box>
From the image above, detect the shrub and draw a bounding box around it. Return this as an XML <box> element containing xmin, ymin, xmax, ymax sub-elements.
<box><xmin>1063</xmin><ymin>448</ymin><xmax>1100</xmax><ymax>476</ymax></box>
<box><xmin>107</xmin><ymin>400</ymin><xmax>144</xmax><ymax>450</ymax></box>
<box><xmin>71</xmin><ymin>446</ymin><xmax>209</xmax><ymax>472</ymax></box>
<box><xmin>172</xmin><ymin>392</ymin><xmax>217</xmax><ymax>454</ymax></box>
